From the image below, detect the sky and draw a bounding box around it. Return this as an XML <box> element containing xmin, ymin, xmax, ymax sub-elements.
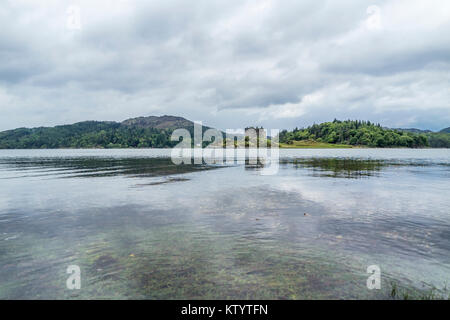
<box><xmin>1</xmin><ymin>0</ymin><xmax>449</xmax><ymax>131</ymax></box>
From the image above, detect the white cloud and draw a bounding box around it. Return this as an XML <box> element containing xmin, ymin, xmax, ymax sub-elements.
<box><xmin>249</xmin><ymin>92</ymin><xmax>324</xmax><ymax>120</ymax></box>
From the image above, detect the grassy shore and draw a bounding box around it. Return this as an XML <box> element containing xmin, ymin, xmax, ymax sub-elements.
<box><xmin>279</xmin><ymin>140</ymin><xmax>355</xmax><ymax>148</ymax></box>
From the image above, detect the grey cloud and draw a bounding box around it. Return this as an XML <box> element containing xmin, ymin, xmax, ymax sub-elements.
<box><xmin>0</xmin><ymin>0</ymin><xmax>449</xmax><ymax>131</ymax></box>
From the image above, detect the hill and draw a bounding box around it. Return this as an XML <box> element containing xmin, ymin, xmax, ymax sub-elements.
<box><xmin>1</xmin><ymin>117</ymin><xmax>448</xmax><ymax>149</ymax></box>
<box><xmin>121</xmin><ymin>115</ymin><xmax>193</xmax><ymax>130</ymax></box>
<box><xmin>391</xmin><ymin>128</ymin><xmax>433</xmax><ymax>134</ymax></box>
<box><xmin>0</xmin><ymin>116</ymin><xmax>198</xmax><ymax>149</ymax></box>
<box><xmin>279</xmin><ymin>120</ymin><xmax>430</xmax><ymax>148</ymax></box>
<box><xmin>389</xmin><ymin>127</ymin><xmax>450</xmax><ymax>147</ymax></box>
<box><xmin>426</xmin><ymin>131</ymin><xmax>450</xmax><ymax>147</ymax></box>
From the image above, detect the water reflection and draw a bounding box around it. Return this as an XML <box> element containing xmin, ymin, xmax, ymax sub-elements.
<box><xmin>0</xmin><ymin>157</ymin><xmax>216</xmax><ymax>179</ymax></box>
<box><xmin>0</xmin><ymin>149</ymin><xmax>449</xmax><ymax>299</ymax></box>
<box><xmin>244</xmin><ymin>157</ymin><xmax>266</xmax><ymax>170</ymax></box>
<box><xmin>285</xmin><ymin>158</ymin><xmax>387</xmax><ymax>178</ymax></box>
<box><xmin>279</xmin><ymin>157</ymin><xmax>450</xmax><ymax>179</ymax></box>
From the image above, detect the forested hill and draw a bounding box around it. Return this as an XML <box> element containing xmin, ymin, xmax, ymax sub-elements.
<box><xmin>393</xmin><ymin>126</ymin><xmax>450</xmax><ymax>148</ymax></box>
<box><xmin>0</xmin><ymin>115</ymin><xmax>200</xmax><ymax>149</ymax></box>
<box><xmin>1</xmin><ymin>117</ymin><xmax>448</xmax><ymax>149</ymax></box>
<box><xmin>279</xmin><ymin>120</ymin><xmax>449</xmax><ymax>148</ymax></box>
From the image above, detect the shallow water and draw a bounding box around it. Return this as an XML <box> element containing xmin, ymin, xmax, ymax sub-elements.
<box><xmin>0</xmin><ymin>148</ymin><xmax>449</xmax><ymax>299</ymax></box>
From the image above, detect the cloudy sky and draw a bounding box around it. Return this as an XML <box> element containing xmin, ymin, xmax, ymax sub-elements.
<box><xmin>1</xmin><ymin>0</ymin><xmax>449</xmax><ymax>131</ymax></box>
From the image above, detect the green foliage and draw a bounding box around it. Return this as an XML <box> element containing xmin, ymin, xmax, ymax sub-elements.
<box><xmin>1</xmin><ymin>117</ymin><xmax>448</xmax><ymax>149</ymax></box>
<box><xmin>279</xmin><ymin>120</ymin><xmax>431</xmax><ymax>148</ymax></box>
<box><xmin>389</xmin><ymin>281</ymin><xmax>449</xmax><ymax>300</ymax></box>
<box><xmin>427</xmin><ymin>132</ymin><xmax>450</xmax><ymax>148</ymax></box>
<box><xmin>0</xmin><ymin>121</ymin><xmax>181</xmax><ymax>149</ymax></box>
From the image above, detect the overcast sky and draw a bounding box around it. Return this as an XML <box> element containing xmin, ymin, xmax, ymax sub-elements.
<box><xmin>1</xmin><ymin>0</ymin><xmax>449</xmax><ymax>131</ymax></box>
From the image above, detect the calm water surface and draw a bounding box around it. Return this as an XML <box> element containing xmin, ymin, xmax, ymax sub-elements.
<box><xmin>0</xmin><ymin>149</ymin><xmax>449</xmax><ymax>299</ymax></box>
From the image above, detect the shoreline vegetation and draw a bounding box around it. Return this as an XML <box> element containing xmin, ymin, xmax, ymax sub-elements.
<box><xmin>279</xmin><ymin>119</ymin><xmax>441</xmax><ymax>148</ymax></box>
<box><xmin>0</xmin><ymin>115</ymin><xmax>448</xmax><ymax>149</ymax></box>
<box><xmin>279</xmin><ymin>140</ymin><xmax>355</xmax><ymax>148</ymax></box>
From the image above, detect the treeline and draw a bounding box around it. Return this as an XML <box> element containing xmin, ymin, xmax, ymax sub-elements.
<box><xmin>0</xmin><ymin>121</ymin><xmax>179</xmax><ymax>149</ymax></box>
<box><xmin>279</xmin><ymin>120</ymin><xmax>430</xmax><ymax>148</ymax></box>
<box><xmin>427</xmin><ymin>132</ymin><xmax>450</xmax><ymax>148</ymax></box>
<box><xmin>1</xmin><ymin>118</ymin><xmax>448</xmax><ymax>149</ymax></box>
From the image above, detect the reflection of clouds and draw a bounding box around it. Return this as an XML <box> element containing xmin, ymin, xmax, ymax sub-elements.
<box><xmin>277</xmin><ymin>180</ymin><xmax>326</xmax><ymax>203</ymax></box>
<box><xmin>1</xmin><ymin>151</ymin><xmax>450</xmax><ymax>294</ymax></box>
<box><xmin>272</xmin><ymin>171</ymin><xmax>450</xmax><ymax>222</ymax></box>
<box><xmin>0</xmin><ymin>195</ymin><xmax>9</xmax><ymax>214</ymax></box>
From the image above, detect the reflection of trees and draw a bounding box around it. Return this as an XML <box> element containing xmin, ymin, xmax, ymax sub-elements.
<box><xmin>284</xmin><ymin>158</ymin><xmax>388</xmax><ymax>179</ymax></box>
<box><xmin>245</xmin><ymin>157</ymin><xmax>266</xmax><ymax>170</ymax></box>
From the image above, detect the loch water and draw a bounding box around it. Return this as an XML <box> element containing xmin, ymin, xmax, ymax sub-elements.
<box><xmin>0</xmin><ymin>148</ymin><xmax>449</xmax><ymax>299</ymax></box>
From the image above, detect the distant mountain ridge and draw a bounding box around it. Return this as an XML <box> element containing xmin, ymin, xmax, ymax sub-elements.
<box><xmin>391</xmin><ymin>128</ymin><xmax>433</xmax><ymax>134</ymax></box>
<box><xmin>121</xmin><ymin>115</ymin><xmax>194</xmax><ymax>129</ymax></box>
<box><xmin>0</xmin><ymin>116</ymin><xmax>448</xmax><ymax>148</ymax></box>
<box><xmin>0</xmin><ymin>115</ymin><xmax>200</xmax><ymax>149</ymax></box>
<box><xmin>391</xmin><ymin>127</ymin><xmax>450</xmax><ymax>147</ymax></box>
<box><xmin>391</xmin><ymin>127</ymin><xmax>450</xmax><ymax>134</ymax></box>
